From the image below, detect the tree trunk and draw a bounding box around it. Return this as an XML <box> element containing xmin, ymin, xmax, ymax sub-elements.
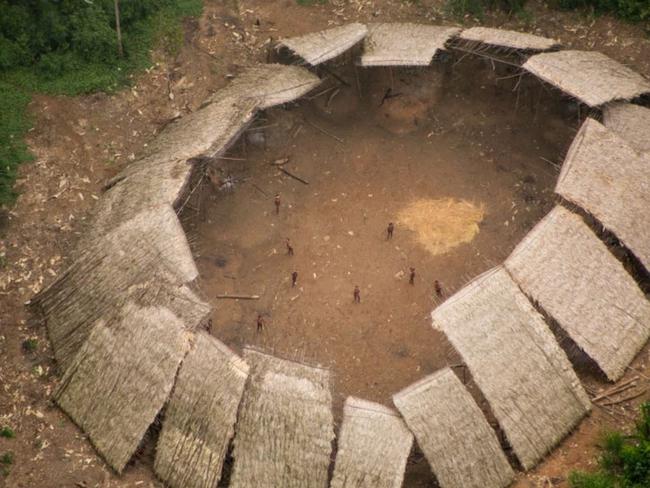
<box><xmin>114</xmin><ymin>0</ymin><xmax>123</xmax><ymax>57</ymax></box>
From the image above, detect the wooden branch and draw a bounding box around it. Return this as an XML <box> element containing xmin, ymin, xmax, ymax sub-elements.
<box><xmin>305</xmin><ymin>119</ymin><xmax>344</xmax><ymax>143</ymax></box>
<box><xmin>601</xmin><ymin>389</ymin><xmax>647</xmax><ymax>407</ymax></box>
<box><xmin>216</xmin><ymin>294</ymin><xmax>260</xmax><ymax>300</ymax></box>
<box><xmin>592</xmin><ymin>376</ymin><xmax>639</xmax><ymax>402</ymax></box>
<box><xmin>280</xmin><ymin>167</ymin><xmax>309</xmax><ymax>185</ymax></box>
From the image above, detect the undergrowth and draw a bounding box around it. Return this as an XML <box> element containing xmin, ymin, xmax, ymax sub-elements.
<box><xmin>569</xmin><ymin>402</ymin><xmax>650</xmax><ymax>488</ymax></box>
<box><xmin>0</xmin><ymin>0</ymin><xmax>202</xmax><ymax>206</ymax></box>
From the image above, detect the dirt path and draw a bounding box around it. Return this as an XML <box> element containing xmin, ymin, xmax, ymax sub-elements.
<box><xmin>1</xmin><ymin>1</ymin><xmax>649</xmax><ymax>487</ymax></box>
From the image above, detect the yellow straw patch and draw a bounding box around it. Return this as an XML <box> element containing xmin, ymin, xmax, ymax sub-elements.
<box><xmin>398</xmin><ymin>198</ymin><xmax>485</xmax><ymax>255</ymax></box>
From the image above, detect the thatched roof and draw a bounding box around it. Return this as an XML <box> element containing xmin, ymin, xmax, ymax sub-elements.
<box><xmin>523</xmin><ymin>50</ymin><xmax>650</xmax><ymax>106</ymax></box>
<box><xmin>394</xmin><ymin>368</ymin><xmax>514</xmax><ymax>488</ymax></box>
<box><xmin>30</xmin><ymin>205</ymin><xmax>208</xmax><ymax>371</ymax></box>
<box><xmin>458</xmin><ymin>27</ymin><xmax>560</xmax><ymax>52</ymax></box>
<box><xmin>154</xmin><ymin>331</ymin><xmax>249</xmax><ymax>488</ymax></box>
<box><xmin>505</xmin><ymin>206</ymin><xmax>650</xmax><ymax>381</ymax></box>
<box><xmin>330</xmin><ymin>397</ymin><xmax>413</xmax><ymax>488</ymax></box>
<box><xmin>604</xmin><ymin>102</ymin><xmax>650</xmax><ymax>154</ymax></box>
<box><xmin>88</xmin><ymin>93</ymin><xmax>258</xmax><ymax>241</ymax></box>
<box><xmin>54</xmin><ymin>301</ymin><xmax>191</xmax><ymax>473</ymax></box>
<box><xmin>278</xmin><ymin>23</ymin><xmax>368</xmax><ymax>65</ymax></box>
<box><xmin>229</xmin><ymin>349</ymin><xmax>334</xmax><ymax>488</ymax></box>
<box><xmin>432</xmin><ymin>266</ymin><xmax>590</xmax><ymax>470</ymax></box>
<box><xmin>360</xmin><ymin>23</ymin><xmax>461</xmax><ymax>66</ymax></box>
<box><xmin>215</xmin><ymin>64</ymin><xmax>321</xmax><ymax>109</ymax></box>
<box><xmin>556</xmin><ymin>118</ymin><xmax>650</xmax><ymax>271</ymax></box>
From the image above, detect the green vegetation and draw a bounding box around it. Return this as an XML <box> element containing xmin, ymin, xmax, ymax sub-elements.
<box><xmin>553</xmin><ymin>0</ymin><xmax>649</xmax><ymax>21</ymax></box>
<box><xmin>0</xmin><ymin>0</ymin><xmax>203</xmax><ymax>206</ymax></box>
<box><xmin>0</xmin><ymin>427</ymin><xmax>15</xmax><ymax>439</ymax></box>
<box><xmin>296</xmin><ymin>0</ymin><xmax>326</xmax><ymax>5</ymax></box>
<box><xmin>21</xmin><ymin>338</ymin><xmax>38</xmax><ymax>353</ymax></box>
<box><xmin>445</xmin><ymin>0</ymin><xmax>528</xmax><ymax>18</ymax></box>
<box><xmin>445</xmin><ymin>0</ymin><xmax>648</xmax><ymax>20</ymax></box>
<box><xmin>569</xmin><ymin>402</ymin><xmax>650</xmax><ymax>488</ymax></box>
<box><xmin>0</xmin><ymin>451</ymin><xmax>13</xmax><ymax>477</ymax></box>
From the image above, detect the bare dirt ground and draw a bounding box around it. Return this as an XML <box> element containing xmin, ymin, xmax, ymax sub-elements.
<box><xmin>1</xmin><ymin>1</ymin><xmax>649</xmax><ymax>487</ymax></box>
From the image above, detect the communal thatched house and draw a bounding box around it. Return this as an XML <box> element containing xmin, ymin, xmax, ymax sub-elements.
<box><xmin>278</xmin><ymin>23</ymin><xmax>368</xmax><ymax>65</ymax></box>
<box><xmin>229</xmin><ymin>349</ymin><xmax>335</xmax><ymax>488</ymax></box>
<box><xmin>360</xmin><ymin>23</ymin><xmax>460</xmax><ymax>66</ymax></box>
<box><xmin>394</xmin><ymin>368</ymin><xmax>514</xmax><ymax>488</ymax></box>
<box><xmin>432</xmin><ymin>266</ymin><xmax>590</xmax><ymax>470</ymax></box>
<box><xmin>556</xmin><ymin>118</ymin><xmax>650</xmax><ymax>271</ymax></box>
<box><xmin>505</xmin><ymin>206</ymin><xmax>650</xmax><ymax>381</ymax></box>
<box><xmin>154</xmin><ymin>332</ymin><xmax>249</xmax><ymax>488</ymax></box>
<box><xmin>523</xmin><ymin>50</ymin><xmax>650</xmax><ymax>106</ymax></box>
<box><xmin>330</xmin><ymin>397</ymin><xmax>413</xmax><ymax>488</ymax></box>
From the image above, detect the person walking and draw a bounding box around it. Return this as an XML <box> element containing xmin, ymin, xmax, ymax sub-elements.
<box><xmin>291</xmin><ymin>271</ymin><xmax>298</xmax><ymax>287</ymax></box>
<box><xmin>387</xmin><ymin>222</ymin><xmax>394</xmax><ymax>240</ymax></box>
<box><xmin>353</xmin><ymin>285</ymin><xmax>361</xmax><ymax>303</ymax></box>
<box><xmin>274</xmin><ymin>193</ymin><xmax>281</xmax><ymax>215</ymax></box>
<box><xmin>409</xmin><ymin>267</ymin><xmax>416</xmax><ymax>285</ymax></box>
<box><xmin>286</xmin><ymin>238</ymin><xmax>294</xmax><ymax>256</ymax></box>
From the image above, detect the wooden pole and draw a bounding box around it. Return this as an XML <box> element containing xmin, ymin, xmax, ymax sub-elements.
<box><xmin>114</xmin><ymin>0</ymin><xmax>123</xmax><ymax>57</ymax></box>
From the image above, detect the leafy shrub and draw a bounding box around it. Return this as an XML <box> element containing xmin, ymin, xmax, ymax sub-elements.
<box><xmin>569</xmin><ymin>402</ymin><xmax>650</xmax><ymax>488</ymax></box>
<box><xmin>21</xmin><ymin>338</ymin><xmax>38</xmax><ymax>353</ymax></box>
<box><xmin>0</xmin><ymin>427</ymin><xmax>14</xmax><ymax>439</ymax></box>
<box><xmin>446</xmin><ymin>0</ymin><xmax>528</xmax><ymax>18</ymax></box>
<box><xmin>553</xmin><ymin>0</ymin><xmax>650</xmax><ymax>21</ymax></box>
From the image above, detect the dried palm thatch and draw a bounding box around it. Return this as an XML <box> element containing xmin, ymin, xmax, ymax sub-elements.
<box><xmin>278</xmin><ymin>23</ymin><xmax>368</xmax><ymax>65</ymax></box>
<box><xmin>458</xmin><ymin>27</ymin><xmax>560</xmax><ymax>52</ymax></box>
<box><xmin>330</xmin><ymin>397</ymin><xmax>413</xmax><ymax>488</ymax></box>
<box><xmin>523</xmin><ymin>50</ymin><xmax>650</xmax><ymax>107</ymax></box>
<box><xmin>360</xmin><ymin>23</ymin><xmax>461</xmax><ymax>66</ymax></box>
<box><xmin>230</xmin><ymin>348</ymin><xmax>334</xmax><ymax>488</ymax></box>
<box><xmin>556</xmin><ymin>118</ymin><xmax>650</xmax><ymax>271</ymax></box>
<box><xmin>505</xmin><ymin>206</ymin><xmax>650</xmax><ymax>381</ymax></box>
<box><xmin>55</xmin><ymin>300</ymin><xmax>191</xmax><ymax>473</ymax></box>
<box><xmin>87</xmin><ymin>93</ymin><xmax>258</xmax><ymax>242</ymax></box>
<box><xmin>214</xmin><ymin>64</ymin><xmax>322</xmax><ymax>109</ymax></box>
<box><xmin>30</xmin><ymin>205</ymin><xmax>209</xmax><ymax>371</ymax></box>
<box><xmin>154</xmin><ymin>331</ymin><xmax>249</xmax><ymax>488</ymax></box>
<box><xmin>432</xmin><ymin>266</ymin><xmax>591</xmax><ymax>470</ymax></box>
<box><xmin>393</xmin><ymin>368</ymin><xmax>514</xmax><ymax>488</ymax></box>
<box><xmin>604</xmin><ymin>102</ymin><xmax>650</xmax><ymax>154</ymax></box>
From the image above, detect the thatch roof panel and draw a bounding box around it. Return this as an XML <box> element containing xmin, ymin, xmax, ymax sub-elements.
<box><xmin>394</xmin><ymin>368</ymin><xmax>514</xmax><ymax>488</ymax></box>
<box><xmin>556</xmin><ymin>118</ymin><xmax>650</xmax><ymax>270</ymax></box>
<box><xmin>155</xmin><ymin>332</ymin><xmax>249</xmax><ymax>488</ymax></box>
<box><xmin>230</xmin><ymin>349</ymin><xmax>334</xmax><ymax>488</ymax></box>
<box><xmin>604</xmin><ymin>102</ymin><xmax>650</xmax><ymax>154</ymax></box>
<box><xmin>505</xmin><ymin>206</ymin><xmax>650</xmax><ymax>381</ymax></box>
<box><xmin>224</xmin><ymin>64</ymin><xmax>321</xmax><ymax>109</ymax></box>
<box><xmin>360</xmin><ymin>23</ymin><xmax>461</xmax><ymax>66</ymax></box>
<box><xmin>458</xmin><ymin>27</ymin><xmax>560</xmax><ymax>51</ymax></box>
<box><xmin>55</xmin><ymin>302</ymin><xmax>190</xmax><ymax>472</ymax></box>
<box><xmin>330</xmin><ymin>397</ymin><xmax>413</xmax><ymax>488</ymax></box>
<box><xmin>523</xmin><ymin>50</ymin><xmax>650</xmax><ymax>106</ymax></box>
<box><xmin>279</xmin><ymin>23</ymin><xmax>368</xmax><ymax>65</ymax></box>
<box><xmin>31</xmin><ymin>205</ymin><xmax>208</xmax><ymax>370</ymax></box>
<box><xmin>432</xmin><ymin>266</ymin><xmax>590</xmax><ymax>470</ymax></box>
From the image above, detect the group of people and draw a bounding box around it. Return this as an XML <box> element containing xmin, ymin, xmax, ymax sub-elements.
<box><xmin>255</xmin><ymin>195</ymin><xmax>444</xmax><ymax>332</ymax></box>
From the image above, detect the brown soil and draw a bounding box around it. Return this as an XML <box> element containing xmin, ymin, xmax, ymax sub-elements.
<box><xmin>185</xmin><ymin>62</ymin><xmax>563</xmax><ymax>416</ymax></box>
<box><xmin>1</xmin><ymin>1</ymin><xmax>649</xmax><ymax>487</ymax></box>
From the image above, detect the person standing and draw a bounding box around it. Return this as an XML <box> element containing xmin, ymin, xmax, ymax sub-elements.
<box><xmin>434</xmin><ymin>280</ymin><xmax>443</xmax><ymax>297</ymax></box>
<box><xmin>286</xmin><ymin>238</ymin><xmax>294</xmax><ymax>256</ymax></box>
<box><xmin>409</xmin><ymin>267</ymin><xmax>416</xmax><ymax>285</ymax></box>
<box><xmin>274</xmin><ymin>193</ymin><xmax>281</xmax><ymax>215</ymax></box>
<box><xmin>256</xmin><ymin>314</ymin><xmax>265</xmax><ymax>333</ymax></box>
<box><xmin>291</xmin><ymin>271</ymin><xmax>298</xmax><ymax>287</ymax></box>
<box><xmin>353</xmin><ymin>285</ymin><xmax>361</xmax><ymax>303</ymax></box>
<box><xmin>387</xmin><ymin>222</ymin><xmax>394</xmax><ymax>240</ymax></box>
